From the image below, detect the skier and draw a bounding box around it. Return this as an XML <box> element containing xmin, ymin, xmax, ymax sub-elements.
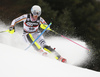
<box><xmin>9</xmin><ymin>5</ymin><xmax>67</xmax><ymax>63</ymax></box>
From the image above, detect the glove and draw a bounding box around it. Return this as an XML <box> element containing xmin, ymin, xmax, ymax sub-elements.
<box><xmin>40</xmin><ymin>24</ymin><xmax>51</xmax><ymax>30</ymax></box>
<box><xmin>9</xmin><ymin>26</ymin><xmax>15</xmax><ymax>34</ymax></box>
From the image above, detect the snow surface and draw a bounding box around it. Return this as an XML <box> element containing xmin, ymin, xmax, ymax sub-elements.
<box><xmin>0</xmin><ymin>21</ymin><xmax>91</xmax><ymax>66</ymax></box>
<box><xmin>0</xmin><ymin>21</ymin><xmax>99</xmax><ymax>76</ymax></box>
<box><xmin>0</xmin><ymin>43</ymin><xmax>100</xmax><ymax>77</ymax></box>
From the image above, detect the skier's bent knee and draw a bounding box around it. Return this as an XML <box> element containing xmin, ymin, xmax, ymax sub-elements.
<box><xmin>43</xmin><ymin>45</ymin><xmax>55</xmax><ymax>53</ymax></box>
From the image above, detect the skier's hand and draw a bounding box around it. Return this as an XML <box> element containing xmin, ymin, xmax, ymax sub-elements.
<box><xmin>40</xmin><ymin>24</ymin><xmax>51</xmax><ymax>30</ymax></box>
<box><xmin>8</xmin><ymin>26</ymin><xmax>15</xmax><ymax>34</ymax></box>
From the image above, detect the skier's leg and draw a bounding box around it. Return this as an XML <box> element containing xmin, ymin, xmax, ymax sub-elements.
<box><xmin>26</xmin><ymin>33</ymin><xmax>41</xmax><ymax>50</ymax></box>
<box><xmin>43</xmin><ymin>45</ymin><xmax>67</xmax><ymax>63</ymax></box>
<box><xmin>22</xmin><ymin>33</ymin><xmax>47</xmax><ymax>55</ymax></box>
<box><xmin>23</xmin><ymin>33</ymin><xmax>66</xmax><ymax>63</ymax></box>
<box><xmin>31</xmin><ymin>32</ymin><xmax>66</xmax><ymax>63</ymax></box>
<box><xmin>43</xmin><ymin>45</ymin><xmax>61</xmax><ymax>59</ymax></box>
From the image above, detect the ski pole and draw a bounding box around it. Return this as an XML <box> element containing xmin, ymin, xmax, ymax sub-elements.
<box><xmin>0</xmin><ymin>30</ymin><xmax>9</xmax><ymax>33</ymax></box>
<box><xmin>0</xmin><ymin>29</ymin><xmax>14</xmax><ymax>34</ymax></box>
<box><xmin>52</xmin><ymin>30</ymin><xmax>90</xmax><ymax>51</ymax></box>
<box><xmin>40</xmin><ymin>24</ymin><xmax>90</xmax><ymax>51</ymax></box>
<box><xmin>25</xmin><ymin>22</ymin><xmax>52</xmax><ymax>50</ymax></box>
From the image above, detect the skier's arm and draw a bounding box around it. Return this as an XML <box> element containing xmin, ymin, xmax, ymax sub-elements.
<box><xmin>40</xmin><ymin>17</ymin><xmax>48</xmax><ymax>25</ymax></box>
<box><xmin>10</xmin><ymin>14</ymin><xmax>27</xmax><ymax>27</ymax></box>
<box><xmin>40</xmin><ymin>17</ymin><xmax>50</xmax><ymax>31</ymax></box>
<box><xmin>9</xmin><ymin>14</ymin><xmax>27</xmax><ymax>34</ymax></box>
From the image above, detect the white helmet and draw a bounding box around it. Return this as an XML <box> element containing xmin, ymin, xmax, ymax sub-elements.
<box><xmin>31</xmin><ymin>5</ymin><xmax>41</xmax><ymax>16</ymax></box>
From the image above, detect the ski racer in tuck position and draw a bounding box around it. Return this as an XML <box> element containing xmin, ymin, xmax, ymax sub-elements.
<box><xmin>9</xmin><ymin>5</ymin><xmax>67</xmax><ymax>63</ymax></box>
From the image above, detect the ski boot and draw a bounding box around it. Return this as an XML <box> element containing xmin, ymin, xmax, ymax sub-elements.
<box><xmin>53</xmin><ymin>48</ymin><xmax>67</xmax><ymax>63</ymax></box>
<box><xmin>58</xmin><ymin>57</ymin><xmax>67</xmax><ymax>63</ymax></box>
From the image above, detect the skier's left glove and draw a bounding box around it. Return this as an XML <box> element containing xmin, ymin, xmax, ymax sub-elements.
<box><xmin>8</xmin><ymin>26</ymin><xmax>15</xmax><ymax>34</ymax></box>
<box><xmin>40</xmin><ymin>24</ymin><xmax>51</xmax><ymax>33</ymax></box>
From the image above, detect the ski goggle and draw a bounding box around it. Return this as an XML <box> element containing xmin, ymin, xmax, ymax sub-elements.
<box><xmin>32</xmin><ymin>10</ymin><xmax>41</xmax><ymax>16</ymax></box>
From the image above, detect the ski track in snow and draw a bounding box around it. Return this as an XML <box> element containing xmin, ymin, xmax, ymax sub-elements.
<box><xmin>0</xmin><ymin>21</ymin><xmax>91</xmax><ymax>66</ymax></box>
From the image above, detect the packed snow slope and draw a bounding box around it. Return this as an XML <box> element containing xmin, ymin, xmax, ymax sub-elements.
<box><xmin>0</xmin><ymin>43</ymin><xmax>100</xmax><ymax>77</ymax></box>
<box><xmin>0</xmin><ymin>21</ymin><xmax>91</xmax><ymax>66</ymax></box>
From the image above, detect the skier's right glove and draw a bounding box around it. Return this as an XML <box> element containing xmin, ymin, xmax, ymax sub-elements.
<box><xmin>8</xmin><ymin>26</ymin><xmax>15</xmax><ymax>34</ymax></box>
